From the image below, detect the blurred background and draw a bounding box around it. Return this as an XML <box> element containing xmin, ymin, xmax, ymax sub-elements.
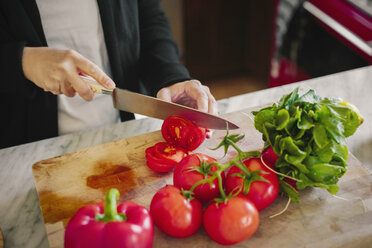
<box><xmin>161</xmin><ymin>0</ymin><xmax>372</xmax><ymax>99</ymax></box>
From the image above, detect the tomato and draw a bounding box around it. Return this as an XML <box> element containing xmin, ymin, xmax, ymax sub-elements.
<box><xmin>161</xmin><ymin>116</ymin><xmax>206</xmax><ymax>151</ymax></box>
<box><xmin>225</xmin><ymin>157</ymin><xmax>279</xmax><ymax>211</ymax></box>
<box><xmin>146</xmin><ymin>116</ymin><xmax>206</xmax><ymax>172</ymax></box>
<box><xmin>261</xmin><ymin>146</ymin><xmax>279</xmax><ymax>168</ymax></box>
<box><xmin>203</xmin><ymin>196</ymin><xmax>259</xmax><ymax>245</ymax></box>
<box><xmin>150</xmin><ymin>185</ymin><xmax>203</xmax><ymax>238</ymax></box>
<box><xmin>173</xmin><ymin>153</ymin><xmax>224</xmax><ymax>203</ymax></box>
<box><xmin>152</xmin><ymin>142</ymin><xmax>187</xmax><ymax>162</ymax></box>
<box><xmin>145</xmin><ymin>142</ymin><xmax>187</xmax><ymax>172</ymax></box>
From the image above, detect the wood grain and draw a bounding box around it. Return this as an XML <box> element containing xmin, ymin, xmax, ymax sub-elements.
<box><xmin>32</xmin><ymin>107</ymin><xmax>372</xmax><ymax>248</ymax></box>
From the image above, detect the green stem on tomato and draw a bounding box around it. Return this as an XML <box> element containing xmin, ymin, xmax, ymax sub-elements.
<box><xmin>188</xmin><ymin>175</ymin><xmax>216</xmax><ymax>193</ymax></box>
<box><xmin>190</xmin><ymin>153</ymin><xmax>261</xmax><ymax>202</ymax></box>
<box><xmin>216</xmin><ymin>170</ymin><xmax>226</xmax><ymax>200</ymax></box>
<box><xmin>234</xmin><ymin>160</ymin><xmax>251</xmax><ymax>176</ymax></box>
<box><xmin>95</xmin><ymin>188</ymin><xmax>127</xmax><ymax>222</ymax></box>
<box><xmin>226</xmin><ymin>138</ymin><xmax>244</xmax><ymax>155</ymax></box>
<box><xmin>225</xmin><ymin>138</ymin><xmax>261</xmax><ymax>173</ymax></box>
<box><xmin>185</xmin><ymin>161</ymin><xmax>228</xmax><ymax>201</ymax></box>
<box><xmin>224</xmin><ymin>156</ymin><xmax>251</xmax><ymax>177</ymax></box>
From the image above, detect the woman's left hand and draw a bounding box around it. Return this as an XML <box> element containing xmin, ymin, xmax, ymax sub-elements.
<box><xmin>157</xmin><ymin>80</ymin><xmax>218</xmax><ymax>115</ymax></box>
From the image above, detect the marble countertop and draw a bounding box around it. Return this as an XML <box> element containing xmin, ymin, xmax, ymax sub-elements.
<box><xmin>1</xmin><ymin>66</ymin><xmax>371</xmax><ymax>247</ymax></box>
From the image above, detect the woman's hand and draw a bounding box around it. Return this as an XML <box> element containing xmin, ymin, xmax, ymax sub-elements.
<box><xmin>22</xmin><ymin>47</ymin><xmax>115</xmax><ymax>101</ymax></box>
<box><xmin>156</xmin><ymin>80</ymin><xmax>218</xmax><ymax>115</ymax></box>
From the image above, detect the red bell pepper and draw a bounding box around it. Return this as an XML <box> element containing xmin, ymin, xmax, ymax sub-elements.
<box><xmin>65</xmin><ymin>188</ymin><xmax>154</xmax><ymax>248</ymax></box>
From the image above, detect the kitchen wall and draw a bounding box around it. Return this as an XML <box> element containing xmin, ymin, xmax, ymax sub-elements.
<box><xmin>161</xmin><ymin>0</ymin><xmax>277</xmax><ymax>84</ymax></box>
<box><xmin>161</xmin><ymin>0</ymin><xmax>185</xmax><ymax>57</ymax></box>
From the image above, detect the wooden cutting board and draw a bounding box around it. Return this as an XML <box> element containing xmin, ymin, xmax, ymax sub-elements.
<box><xmin>32</xmin><ymin>107</ymin><xmax>372</xmax><ymax>248</ymax></box>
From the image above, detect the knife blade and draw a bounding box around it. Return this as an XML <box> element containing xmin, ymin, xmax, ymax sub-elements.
<box><xmin>81</xmin><ymin>75</ymin><xmax>239</xmax><ymax>130</ymax></box>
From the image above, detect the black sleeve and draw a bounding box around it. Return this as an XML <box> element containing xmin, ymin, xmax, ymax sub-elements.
<box><xmin>0</xmin><ymin>8</ymin><xmax>39</xmax><ymax>98</ymax></box>
<box><xmin>138</xmin><ymin>0</ymin><xmax>191</xmax><ymax>95</ymax></box>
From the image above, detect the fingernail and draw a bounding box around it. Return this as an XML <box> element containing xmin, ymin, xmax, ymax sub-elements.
<box><xmin>106</xmin><ymin>79</ymin><xmax>116</xmax><ymax>89</ymax></box>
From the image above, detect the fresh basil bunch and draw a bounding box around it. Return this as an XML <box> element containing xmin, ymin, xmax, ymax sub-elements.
<box><xmin>253</xmin><ymin>88</ymin><xmax>363</xmax><ymax>202</ymax></box>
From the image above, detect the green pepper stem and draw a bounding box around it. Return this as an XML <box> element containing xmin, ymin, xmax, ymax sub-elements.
<box><xmin>95</xmin><ymin>188</ymin><xmax>127</xmax><ymax>222</ymax></box>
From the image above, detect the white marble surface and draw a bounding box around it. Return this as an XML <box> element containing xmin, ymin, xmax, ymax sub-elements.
<box><xmin>0</xmin><ymin>66</ymin><xmax>371</xmax><ymax>247</ymax></box>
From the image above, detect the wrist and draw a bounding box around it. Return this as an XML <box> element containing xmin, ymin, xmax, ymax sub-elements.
<box><xmin>22</xmin><ymin>47</ymin><xmax>36</xmax><ymax>81</ymax></box>
<box><xmin>22</xmin><ymin>47</ymin><xmax>30</xmax><ymax>80</ymax></box>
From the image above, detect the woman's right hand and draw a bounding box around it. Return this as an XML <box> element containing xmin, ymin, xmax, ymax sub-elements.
<box><xmin>22</xmin><ymin>47</ymin><xmax>115</xmax><ymax>101</ymax></box>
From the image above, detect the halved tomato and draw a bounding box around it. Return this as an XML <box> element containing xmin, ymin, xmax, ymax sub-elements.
<box><xmin>161</xmin><ymin>116</ymin><xmax>206</xmax><ymax>151</ymax></box>
<box><xmin>153</xmin><ymin>142</ymin><xmax>187</xmax><ymax>162</ymax></box>
<box><xmin>145</xmin><ymin>142</ymin><xmax>188</xmax><ymax>172</ymax></box>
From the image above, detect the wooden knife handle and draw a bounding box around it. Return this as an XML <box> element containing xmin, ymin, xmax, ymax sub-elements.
<box><xmin>80</xmin><ymin>75</ymin><xmax>113</xmax><ymax>95</ymax></box>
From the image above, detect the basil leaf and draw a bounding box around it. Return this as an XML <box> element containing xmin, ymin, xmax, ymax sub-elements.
<box><xmin>316</xmin><ymin>105</ymin><xmax>345</xmax><ymax>146</ymax></box>
<box><xmin>254</xmin><ymin>109</ymin><xmax>276</xmax><ymax>133</ymax></box>
<box><xmin>275</xmin><ymin>109</ymin><xmax>290</xmax><ymax>130</ymax></box>
<box><xmin>279</xmin><ymin>180</ymin><xmax>299</xmax><ymax>203</ymax></box>
<box><xmin>297</xmin><ymin>173</ymin><xmax>340</xmax><ymax>194</ymax></box>
<box><xmin>298</xmin><ymin>111</ymin><xmax>314</xmax><ymax>130</ymax></box>
<box><xmin>307</xmin><ymin>163</ymin><xmax>346</xmax><ymax>184</ymax></box>
<box><xmin>327</xmin><ymin>104</ymin><xmax>360</xmax><ymax>137</ymax></box>
<box><xmin>313</xmin><ymin>124</ymin><xmax>329</xmax><ymax>148</ymax></box>
<box><xmin>298</xmin><ymin>89</ymin><xmax>320</xmax><ymax>103</ymax></box>
<box><xmin>279</xmin><ymin>136</ymin><xmax>307</xmax><ymax>158</ymax></box>
<box><xmin>278</xmin><ymin>87</ymin><xmax>299</xmax><ymax>109</ymax></box>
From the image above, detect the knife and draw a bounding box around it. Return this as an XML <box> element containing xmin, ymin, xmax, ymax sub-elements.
<box><xmin>80</xmin><ymin>75</ymin><xmax>239</xmax><ymax>130</ymax></box>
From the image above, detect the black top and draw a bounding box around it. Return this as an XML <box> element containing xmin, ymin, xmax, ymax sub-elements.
<box><xmin>0</xmin><ymin>0</ymin><xmax>191</xmax><ymax>148</ymax></box>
